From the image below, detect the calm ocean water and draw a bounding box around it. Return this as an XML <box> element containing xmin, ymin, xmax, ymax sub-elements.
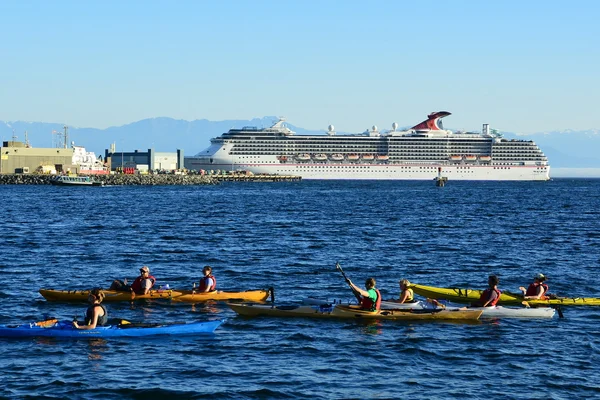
<box><xmin>1</xmin><ymin>179</ymin><xmax>599</xmax><ymax>399</ymax></box>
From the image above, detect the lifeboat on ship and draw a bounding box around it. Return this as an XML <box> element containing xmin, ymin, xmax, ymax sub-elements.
<box><xmin>465</xmin><ymin>155</ymin><xmax>477</xmax><ymax>161</ymax></box>
<box><xmin>362</xmin><ymin>154</ymin><xmax>375</xmax><ymax>161</ymax></box>
<box><xmin>313</xmin><ymin>154</ymin><xmax>328</xmax><ymax>161</ymax></box>
<box><xmin>296</xmin><ymin>154</ymin><xmax>311</xmax><ymax>161</ymax></box>
<box><xmin>276</xmin><ymin>155</ymin><xmax>288</xmax><ymax>162</ymax></box>
<box><xmin>449</xmin><ymin>155</ymin><xmax>463</xmax><ymax>161</ymax></box>
<box><xmin>479</xmin><ymin>155</ymin><xmax>492</xmax><ymax>162</ymax></box>
<box><xmin>376</xmin><ymin>155</ymin><xmax>389</xmax><ymax>161</ymax></box>
<box><xmin>347</xmin><ymin>154</ymin><xmax>360</xmax><ymax>161</ymax></box>
<box><xmin>330</xmin><ymin>154</ymin><xmax>344</xmax><ymax>161</ymax></box>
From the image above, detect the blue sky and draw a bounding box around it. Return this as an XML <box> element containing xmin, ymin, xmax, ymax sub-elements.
<box><xmin>1</xmin><ymin>0</ymin><xmax>598</xmax><ymax>133</ymax></box>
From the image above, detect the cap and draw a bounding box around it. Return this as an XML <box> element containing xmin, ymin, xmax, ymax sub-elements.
<box><xmin>140</xmin><ymin>266</ymin><xmax>150</xmax><ymax>273</ymax></box>
<box><xmin>534</xmin><ymin>273</ymin><xmax>545</xmax><ymax>281</ymax></box>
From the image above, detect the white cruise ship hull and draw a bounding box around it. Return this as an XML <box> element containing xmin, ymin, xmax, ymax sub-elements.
<box><xmin>185</xmin><ymin>113</ymin><xmax>551</xmax><ymax>181</ymax></box>
<box><xmin>185</xmin><ymin>158</ymin><xmax>550</xmax><ymax>181</ymax></box>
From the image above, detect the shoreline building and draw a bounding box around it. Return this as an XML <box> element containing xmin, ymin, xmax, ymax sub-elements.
<box><xmin>104</xmin><ymin>146</ymin><xmax>184</xmax><ymax>172</ymax></box>
<box><xmin>1</xmin><ymin>141</ymin><xmax>75</xmax><ymax>174</ymax></box>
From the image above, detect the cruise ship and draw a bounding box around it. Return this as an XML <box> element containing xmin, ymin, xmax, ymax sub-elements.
<box><xmin>184</xmin><ymin>112</ymin><xmax>550</xmax><ymax>180</ymax></box>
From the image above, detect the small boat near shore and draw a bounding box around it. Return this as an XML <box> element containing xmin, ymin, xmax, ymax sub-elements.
<box><xmin>49</xmin><ymin>175</ymin><xmax>104</xmax><ymax>186</ymax></box>
<box><xmin>0</xmin><ymin>319</ymin><xmax>223</xmax><ymax>338</ymax></box>
<box><xmin>228</xmin><ymin>303</ymin><xmax>482</xmax><ymax>321</ymax></box>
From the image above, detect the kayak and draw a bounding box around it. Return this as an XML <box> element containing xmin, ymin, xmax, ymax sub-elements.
<box><xmin>39</xmin><ymin>288</ymin><xmax>270</xmax><ymax>303</ymax></box>
<box><xmin>303</xmin><ymin>297</ymin><xmax>555</xmax><ymax>319</ymax></box>
<box><xmin>171</xmin><ymin>289</ymin><xmax>271</xmax><ymax>303</ymax></box>
<box><xmin>0</xmin><ymin>319</ymin><xmax>223</xmax><ymax>338</ymax></box>
<box><xmin>39</xmin><ymin>288</ymin><xmax>183</xmax><ymax>302</ymax></box>
<box><xmin>228</xmin><ymin>303</ymin><xmax>482</xmax><ymax>321</ymax></box>
<box><xmin>410</xmin><ymin>283</ymin><xmax>600</xmax><ymax>306</ymax></box>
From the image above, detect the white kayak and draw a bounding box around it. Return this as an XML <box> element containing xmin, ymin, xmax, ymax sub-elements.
<box><xmin>302</xmin><ymin>297</ymin><xmax>555</xmax><ymax>319</ymax></box>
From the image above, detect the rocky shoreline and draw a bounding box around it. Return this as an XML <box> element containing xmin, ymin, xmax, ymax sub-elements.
<box><xmin>0</xmin><ymin>174</ymin><xmax>218</xmax><ymax>185</ymax></box>
<box><xmin>0</xmin><ymin>173</ymin><xmax>301</xmax><ymax>185</ymax></box>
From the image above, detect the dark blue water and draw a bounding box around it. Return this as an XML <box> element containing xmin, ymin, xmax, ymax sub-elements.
<box><xmin>1</xmin><ymin>179</ymin><xmax>600</xmax><ymax>399</ymax></box>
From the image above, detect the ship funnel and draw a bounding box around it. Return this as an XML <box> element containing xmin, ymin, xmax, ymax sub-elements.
<box><xmin>482</xmin><ymin>124</ymin><xmax>490</xmax><ymax>135</ymax></box>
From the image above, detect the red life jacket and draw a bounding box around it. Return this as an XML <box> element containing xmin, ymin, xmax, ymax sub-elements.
<box><xmin>199</xmin><ymin>275</ymin><xmax>217</xmax><ymax>292</ymax></box>
<box><xmin>477</xmin><ymin>288</ymin><xmax>501</xmax><ymax>306</ymax></box>
<box><xmin>131</xmin><ymin>275</ymin><xmax>156</xmax><ymax>294</ymax></box>
<box><xmin>360</xmin><ymin>288</ymin><xmax>382</xmax><ymax>311</ymax></box>
<box><xmin>526</xmin><ymin>282</ymin><xmax>549</xmax><ymax>299</ymax></box>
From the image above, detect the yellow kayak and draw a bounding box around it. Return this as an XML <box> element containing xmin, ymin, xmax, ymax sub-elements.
<box><xmin>410</xmin><ymin>283</ymin><xmax>600</xmax><ymax>306</ymax></box>
<box><xmin>171</xmin><ymin>289</ymin><xmax>271</xmax><ymax>303</ymax></box>
<box><xmin>228</xmin><ymin>303</ymin><xmax>482</xmax><ymax>321</ymax></box>
<box><xmin>39</xmin><ymin>288</ymin><xmax>182</xmax><ymax>302</ymax></box>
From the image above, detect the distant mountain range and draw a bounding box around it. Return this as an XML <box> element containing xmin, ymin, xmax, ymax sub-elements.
<box><xmin>0</xmin><ymin>117</ymin><xmax>599</xmax><ymax>168</ymax></box>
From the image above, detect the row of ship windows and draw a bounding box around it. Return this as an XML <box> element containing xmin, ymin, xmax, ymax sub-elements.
<box><xmin>232</xmin><ymin>154</ymin><xmax>546</xmax><ymax>160</ymax></box>
<box><xmin>232</xmin><ymin>149</ymin><xmax>543</xmax><ymax>154</ymax></box>
<box><xmin>284</xmin><ymin>167</ymin><xmax>477</xmax><ymax>173</ymax></box>
<box><xmin>229</xmin><ymin>139</ymin><xmax>535</xmax><ymax>145</ymax></box>
<box><xmin>233</xmin><ymin>143</ymin><xmax>540</xmax><ymax>151</ymax></box>
<box><xmin>229</xmin><ymin>143</ymin><xmax>539</xmax><ymax>148</ymax></box>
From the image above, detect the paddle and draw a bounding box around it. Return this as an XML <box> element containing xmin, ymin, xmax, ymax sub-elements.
<box><xmin>336</xmin><ymin>262</ymin><xmax>362</xmax><ymax>303</ymax></box>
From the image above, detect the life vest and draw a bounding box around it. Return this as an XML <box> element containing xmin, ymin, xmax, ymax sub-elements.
<box><xmin>360</xmin><ymin>288</ymin><xmax>382</xmax><ymax>311</ymax></box>
<box><xmin>131</xmin><ymin>275</ymin><xmax>156</xmax><ymax>294</ymax></box>
<box><xmin>403</xmin><ymin>288</ymin><xmax>414</xmax><ymax>302</ymax></box>
<box><xmin>199</xmin><ymin>275</ymin><xmax>217</xmax><ymax>292</ymax></box>
<box><xmin>85</xmin><ymin>304</ymin><xmax>108</xmax><ymax>326</ymax></box>
<box><xmin>526</xmin><ymin>282</ymin><xmax>549</xmax><ymax>299</ymax></box>
<box><xmin>477</xmin><ymin>288</ymin><xmax>501</xmax><ymax>307</ymax></box>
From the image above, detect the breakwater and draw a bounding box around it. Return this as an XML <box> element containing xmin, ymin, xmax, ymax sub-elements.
<box><xmin>0</xmin><ymin>173</ymin><xmax>301</xmax><ymax>185</ymax></box>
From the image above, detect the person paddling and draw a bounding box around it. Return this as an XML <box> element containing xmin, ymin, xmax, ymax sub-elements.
<box><xmin>73</xmin><ymin>288</ymin><xmax>108</xmax><ymax>330</ymax></box>
<box><xmin>471</xmin><ymin>275</ymin><xmax>501</xmax><ymax>307</ymax></box>
<box><xmin>196</xmin><ymin>265</ymin><xmax>217</xmax><ymax>293</ymax></box>
<box><xmin>392</xmin><ymin>279</ymin><xmax>415</xmax><ymax>304</ymax></box>
<box><xmin>130</xmin><ymin>266</ymin><xmax>156</xmax><ymax>296</ymax></box>
<box><xmin>348</xmin><ymin>277</ymin><xmax>381</xmax><ymax>312</ymax></box>
<box><xmin>519</xmin><ymin>273</ymin><xmax>549</xmax><ymax>300</ymax></box>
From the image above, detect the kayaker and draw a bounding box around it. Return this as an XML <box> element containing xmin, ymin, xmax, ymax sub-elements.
<box><xmin>73</xmin><ymin>288</ymin><xmax>108</xmax><ymax>330</ymax></box>
<box><xmin>348</xmin><ymin>277</ymin><xmax>381</xmax><ymax>311</ymax></box>
<box><xmin>390</xmin><ymin>279</ymin><xmax>414</xmax><ymax>304</ymax></box>
<box><xmin>471</xmin><ymin>275</ymin><xmax>501</xmax><ymax>307</ymax></box>
<box><xmin>197</xmin><ymin>265</ymin><xmax>217</xmax><ymax>293</ymax></box>
<box><xmin>519</xmin><ymin>273</ymin><xmax>549</xmax><ymax>300</ymax></box>
<box><xmin>130</xmin><ymin>266</ymin><xmax>156</xmax><ymax>295</ymax></box>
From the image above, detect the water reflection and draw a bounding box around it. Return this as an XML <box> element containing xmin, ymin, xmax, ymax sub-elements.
<box><xmin>87</xmin><ymin>338</ymin><xmax>108</xmax><ymax>361</ymax></box>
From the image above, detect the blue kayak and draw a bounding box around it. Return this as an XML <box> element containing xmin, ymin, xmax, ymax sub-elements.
<box><xmin>0</xmin><ymin>319</ymin><xmax>223</xmax><ymax>338</ymax></box>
